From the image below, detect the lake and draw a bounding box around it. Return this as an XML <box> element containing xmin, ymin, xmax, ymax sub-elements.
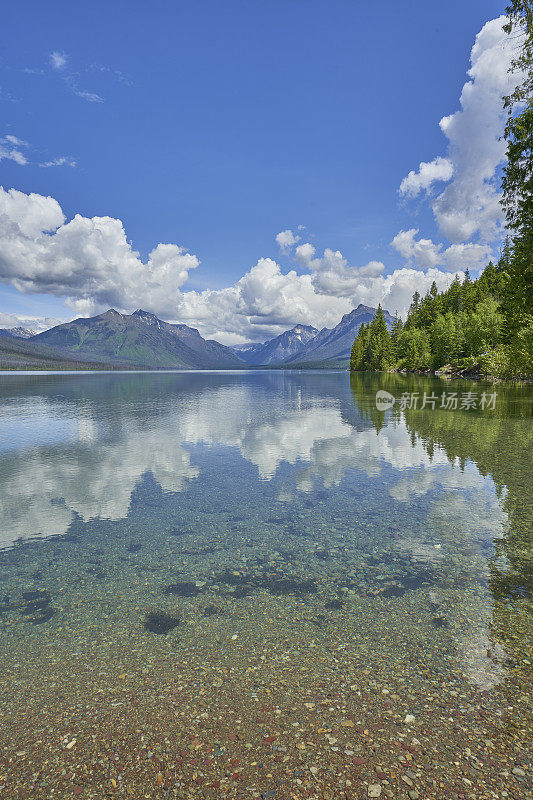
<box><xmin>0</xmin><ymin>370</ymin><xmax>531</xmax><ymax>799</ymax></box>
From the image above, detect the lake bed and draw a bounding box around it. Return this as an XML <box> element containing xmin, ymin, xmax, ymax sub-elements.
<box><xmin>0</xmin><ymin>370</ymin><xmax>531</xmax><ymax>799</ymax></box>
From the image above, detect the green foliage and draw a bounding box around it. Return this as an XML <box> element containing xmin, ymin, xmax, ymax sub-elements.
<box><xmin>390</xmin><ymin>314</ymin><xmax>403</xmax><ymax>345</ymax></box>
<box><xmin>500</xmin><ymin>1</ymin><xmax>533</xmax><ymax>336</ymax></box>
<box><xmin>349</xmin><ymin>325</ymin><xmax>365</xmax><ymax>371</ymax></box>
<box><xmin>429</xmin><ymin>311</ymin><xmax>462</xmax><ymax>368</ymax></box>
<box><xmin>503</xmin><ymin>1</ymin><xmax>533</xmax><ymax>112</ymax></box>
<box><xmin>510</xmin><ymin>316</ymin><xmax>533</xmax><ymax>374</ymax></box>
<box><xmin>395</xmin><ymin>327</ymin><xmax>431</xmax><ymax>370</ymax></box>
<box><xmin>480</xmin><ymin>346</ymin><xmax>512</xmax><ymax>379</ymax></box>
<box><xmin>350</xmin><ymin>306</ymin><xmax>395</xmax><ymax>371</ymax></box>
<box><xmin>499</xmin><ymin>233</ymin><xmax>533</xmax><ymax>338</ymax></box>
<box><xmin>349</xmin><ymin>264</ymin><xmax>531</xmax><ymax>377</ymax></box>
<box><xmin>502</xmin><ymin>104</ymin><xmax>533</xmax><ymax>237</ymax></box>
<box><xmin>461</xmin><ymin>298</ymin><xmax>503</xmax><ymax>357</ymax></box>
<box><xmin>350</xmin><ymin>2</ymin><xmax>533</xmax><ymax>379</ymax></box>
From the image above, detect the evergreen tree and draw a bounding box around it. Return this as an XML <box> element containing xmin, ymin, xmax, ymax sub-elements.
<box><xmin>350</xmin><ymin>323</ymin><xmax>366</xmax><ymax>371</ymax></box>
<box><xmin>350</xmin><ymin>308</ymin><xmax>394</xmax><ymax>371</ymax></box>
<box><xmin>500</xmin><ymin>1</ymin><xmax>533</xmax><ymax>335</ymax></box>
<box><xmin>447</xmin><ymin>275</ymin><xmax>462</xmax><ymax>313</ymax></box>
<box><xmin>390</xmin><ymin>314</ymin><xmax>403</xmax><ymax>359</ymax></box>
<box><xmin>349</xmin><ymin>256</ymin><xmax>531</xmax><ymax>377</ymax></box>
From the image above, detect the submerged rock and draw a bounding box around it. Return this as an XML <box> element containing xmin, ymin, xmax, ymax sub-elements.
<box><xmin>144</xmin><ymin>611</ymin><xmax>181</xmax><ymax>634</ymax></box>
<box><xmin>202</xmin><ymin>604</ymin><xmax>221</xmax><ymax>617</ymax></box>
<box><xmin>215</xmin><ymin>569</ymin><xmax>255</xmax><ymax>586</ymax></box>
<box><xmin>395</xmin><ymin>569</ymin><xmax>435</xmax><ymax>589</ymax></box>
<box><xmin>325</xmin><ymin>598</ymin><xmax>344</xmax><ymax>610</ymax></box>
<box><xmin>214</xmin><ymin>569</ymin><xmax>319</xmax><ymax>597</ymax></box>
<box><xmin>21</xmin><ymin>597</ymin><xmax>50</xmax><ymax>614</ymax></box>
<box><xmin>230</xmin><ymin>585</ymin><xmax>256</xmax><ymax>598</ymax></box>
<box><xmin>380</xmin><ymin>585</ymin><xmax>406</xmax><ymax>598</ymax></box>
<box><xmin>166</xmin><ymin>526</ymin><xmax>188</xmax><ymax>537</ymax></box>
<box><xmin>86</xmin><ymin>567</ymin><xmax>106</xmax><ymax>579</ymax></box>
<box><xmin>163</xmin><ymin>581</ymin><xmax>204</xmax><ymax>597</ymax></box>
<box><xmin>428</xmin><ymin>590</ymin><xmax>442</xmax><ymax>611</ymax></box>
<box><xmin>29</xmin><ymin>607</ymin><xmax>57</xmax><ymax>625</ymax></box>
<box><xmin>22</xmin><ymin>590</ymin><xmax>51</xmax><ymax>602</ymax></box>
<box><xmin>0</xmin><ymin>595</ymin><xmax>20</xmax><ymax>612</ymax></box>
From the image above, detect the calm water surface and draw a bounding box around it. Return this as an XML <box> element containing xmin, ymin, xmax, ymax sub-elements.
<box><xmin>0</xmin><ymin>370</ymin><xmax>531</xmax><ymax>799</ymax></box>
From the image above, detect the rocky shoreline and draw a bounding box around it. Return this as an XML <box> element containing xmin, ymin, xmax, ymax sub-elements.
<box><xmin>386</xmin><ymin>365</ymin><xmax>533</xmax><ymax>383</ymax></box>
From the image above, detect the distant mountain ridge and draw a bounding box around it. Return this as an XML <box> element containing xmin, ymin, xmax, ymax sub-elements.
<box><xmin>0</xmin><ymin>303</ymin><xmax>395</xmax><ymax>370</ymax></box>
<box><xmin>282</xmin><ymin>304</ymin><xmax>395</xmax><ymax>366</ymax></box>
<box><xmin>32</xmin><ymin>309</ymin><xmax>243</xmax><ymax>369</ymax></box>
<box><xmin>0</xmin><ymin>326</ymin><xmax>36</xmax><ymax>339</ymax></box>
<box><xmin>232</xmin><ymin>324</ymin><xmax>319</xmax><ymax>365</ymax></box>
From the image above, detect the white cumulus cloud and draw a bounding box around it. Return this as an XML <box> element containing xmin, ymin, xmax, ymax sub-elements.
<box><xmin>399</xmin><ymin>156</ymin><xmax>454</xmax><ymax>198</ymax></box>
<box><xmin>0</xmin><ymin>187</ymin><xmax>199</xmax><ymax>316</ymax></box>
<box><xmin>399</xmin><ymin>16</ymin><xmax>521</xmax><ymax>244</ymax></box>
<box><xmin>392</xmin><ymin>228</ymin><xmax>491</xmax><ymax>272</ymax></box>
<box><xmin>50</xmin><ymin>51</ymin><xmax>68</xmax><ymax>70</ymax></box>
<box><xmin>0</xmin><ymin>188</ymin><xmax>477</xmax><ymax>343</ymax></box>
<box><xmin>275</xmin><ymin>229</ymin><xmax>300</xmax><ymax>249</ymax></box>
<box><xmin>295</xmin><ymin>241</ymin><xmax>385</xmax><ymax>297</ymax></box>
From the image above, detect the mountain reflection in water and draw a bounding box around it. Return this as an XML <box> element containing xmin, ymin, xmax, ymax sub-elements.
<box><xmin>0</xmin><ymin>370</ymin><xmax>530</xmax><ymax>799</ymax></box>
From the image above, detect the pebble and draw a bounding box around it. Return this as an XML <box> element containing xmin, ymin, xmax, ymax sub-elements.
<box><xmin>368</xmin><ymin>785</ymin><xmax>382</xmax><ymax>798</ymax></box>
<box><xmin>404</xmin><ymin>714</ymin><xmax>416</xmax><ymax>724</ymax></box>
<box><xmin>512</xmin><ymin>767</ymin><xmax>526</xmax><ymax>778</ymax></box>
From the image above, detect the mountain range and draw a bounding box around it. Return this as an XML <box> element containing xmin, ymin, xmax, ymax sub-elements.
<box><xmin>33</xmin><ymin>309</ymin><xmax>243</xmax><ymax>369</ymax></box>
<box><xmin>0</xmin><ymin>326</ymin><xmax>36</xmax><ymax>339</ymax></box>
<box><xmin>283</xmin><ymin>304</ymin><xmax>395</xmax><ymax>366</ymax></box>
<box><xmin>0</xmin><ymin>303</ymin><xmax>393</xmax><ymax>370</ymax></box>
<box><xmin>232</xmin><ymin>324</ymin><xmax>319</xmax><ymax>365</ymax></box>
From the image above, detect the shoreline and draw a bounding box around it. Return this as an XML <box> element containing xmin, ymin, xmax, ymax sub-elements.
<box><xmin>350</xmin><ymin>367</ymin><xmax>533</xmax><ymax>384</ymax></box>
<box><xmin>1</xmin><ymin>363</ymin><xmax>532</xmax><ymax>383</ymax></box>
<box><xmin>395</xmin><ymin>367</ymin><xmax>532</xmax><ymax>384</ymax></box>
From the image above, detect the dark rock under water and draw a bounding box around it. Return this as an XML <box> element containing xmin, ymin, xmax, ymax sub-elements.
<box><xmin>144</xmin><ymin>611</ymin><xmax>181</xmax><ymax>634</ymax></box>
<box><xmin>163</xmin><ymin>581</ymin><xmax>204</xmax><ymax>597</ymax></box>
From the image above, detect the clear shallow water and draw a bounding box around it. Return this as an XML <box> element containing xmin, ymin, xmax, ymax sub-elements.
<box><xmin>0</xmin><ymin>370</ymin><xmax>531</xmax><ymax>799</ymax></box>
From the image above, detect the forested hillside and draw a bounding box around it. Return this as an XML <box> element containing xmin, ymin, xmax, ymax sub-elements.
<box><xmin>350</xmin><ymin>259</ymin><xmax>532</xmax><ymax>378</ymax></box>
<box><xmin>351</xmin><ymin>0</ymin><xmax>533</xmax><ymax>379</ymax></box>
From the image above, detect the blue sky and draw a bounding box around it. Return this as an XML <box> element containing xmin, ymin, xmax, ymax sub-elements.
<box><xmin>0</xmin><ymin>0</ymin><xmax>512</xmax><ymax>342</ymax></box>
